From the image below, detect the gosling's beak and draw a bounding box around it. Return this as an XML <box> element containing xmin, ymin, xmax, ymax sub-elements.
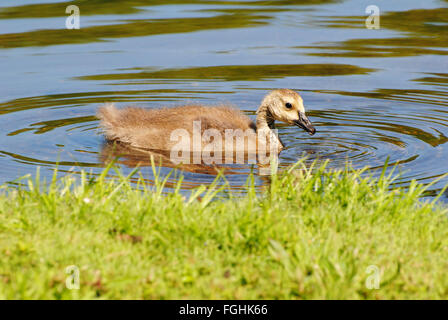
<box><xmin>294</xmin><ymin>112</ymin><xmax>316</xmax><ymax>136</ymax></box>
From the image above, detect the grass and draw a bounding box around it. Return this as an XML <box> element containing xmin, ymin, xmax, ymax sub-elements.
<box><xmin>0</xmin><ymin>160</ymin><xmax>447</xmax><ymax>299</ymax></box>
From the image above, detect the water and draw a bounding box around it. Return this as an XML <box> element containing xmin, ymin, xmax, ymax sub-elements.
<box><xmin>0</xmin><ymin>0</ymin><xmax>447</xmax><ymax>197</ymax></box>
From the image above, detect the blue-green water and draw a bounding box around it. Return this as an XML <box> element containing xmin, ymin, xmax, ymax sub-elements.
<box><xmin>0</xmin><ymin>0</ymin><xmax>447</xmax><ymax>197</ymax></box>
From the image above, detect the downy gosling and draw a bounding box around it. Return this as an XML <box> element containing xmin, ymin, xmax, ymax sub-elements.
<box><xmin>97</xmin><ymin>89</ymin><xmax>316</xmax><ymax>156</ymax></box>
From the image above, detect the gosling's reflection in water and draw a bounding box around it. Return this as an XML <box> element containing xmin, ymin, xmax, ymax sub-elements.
<box><xmin>100</xmin><ymin>141</ymin><xmax>279</xmax><ymax>176</ymax></box>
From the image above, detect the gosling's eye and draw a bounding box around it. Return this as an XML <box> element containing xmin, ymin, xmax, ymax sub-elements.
<box><xmin>285</xmin><ymin>103</ymin><xmax>293</xmax><ymax>109</ymax></box>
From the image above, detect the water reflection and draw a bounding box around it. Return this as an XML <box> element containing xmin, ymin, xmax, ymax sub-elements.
<box><xmin>1</xmin><ymin>13</ymin><xmax>269</xmax><ymax>49</ymax></box>
<box><xmin>100</xmin><ymin>141</ymin><xmax>279</xmax><ymax>176</ymax></box>
<box><xmin>302</xmin><ymin>7</ymin><xmax>448</xmax><ymax>57</ymax></box>
<box><xmin>0</xmin><ymin>0</ymin><xmax>341</xmax><ymax>19</ymax></box>
<box><xmin>77</xmin><ymin>64</ymin><xmax>375</xmax><ymax>83</ymax></box>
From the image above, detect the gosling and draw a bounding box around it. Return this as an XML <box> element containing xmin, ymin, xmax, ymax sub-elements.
<box><xmin>97</xmin><ymin>89</ymin><xmax>316</xmax><ymax>154</ymax></box>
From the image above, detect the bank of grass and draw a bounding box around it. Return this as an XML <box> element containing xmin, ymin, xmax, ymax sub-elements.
<box><xmin>0</xmin><ymin>160</ymin><xmax>447</xmax><ymax>299</ymax></box>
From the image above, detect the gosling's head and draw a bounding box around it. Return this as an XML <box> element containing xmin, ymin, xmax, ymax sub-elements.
<box><xmin>260</xmin><ymin>89</ymin><xmax>316</xmax><ymax>135</ymax></box>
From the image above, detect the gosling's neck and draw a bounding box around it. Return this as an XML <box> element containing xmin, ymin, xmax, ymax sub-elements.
<box><xmin>256</xmin><ymin>104</ymin><xmax>275</xmax><ymax>131</ymax></box>
<box><xmin>256</xmin><ymin>104</ymin><xmax>284</xmax><ymax>150</ymax></box>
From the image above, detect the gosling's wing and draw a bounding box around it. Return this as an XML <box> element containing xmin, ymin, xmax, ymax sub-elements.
<box><xmin>97</xmin><ymin>104</ymin><xmax>188</xmax><ymax>149</ymax></box>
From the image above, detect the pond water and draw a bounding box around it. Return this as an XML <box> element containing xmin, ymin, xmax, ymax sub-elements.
<box><xmin>1</xmin><ymin>0</ymin><xmax>447</xmax><ymax>197</ymax></box>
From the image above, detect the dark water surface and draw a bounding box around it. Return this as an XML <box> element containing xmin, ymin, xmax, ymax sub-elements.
<box><xmin>1</xmin><ymin>0</ymin><xmax>447</xmax><ymax>197</ymax></box>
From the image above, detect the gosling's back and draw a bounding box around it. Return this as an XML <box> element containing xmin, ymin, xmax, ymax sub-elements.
<box><xmin>97</xmin><ymin>103</ymin><xmax>256</xmax><ymax>151</ymax></box>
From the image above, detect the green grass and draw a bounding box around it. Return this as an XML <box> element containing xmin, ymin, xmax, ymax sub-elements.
<box><xmin>0</xmin><ymin>160</ymin><xmax>447</xmax><ymax>299</ymax></box>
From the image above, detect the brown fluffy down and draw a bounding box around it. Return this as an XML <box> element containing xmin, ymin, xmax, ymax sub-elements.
<box><xmin>97</xmin><ymin>103</ymin><xmax>256</xmax><ymax>151</ymax></box>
